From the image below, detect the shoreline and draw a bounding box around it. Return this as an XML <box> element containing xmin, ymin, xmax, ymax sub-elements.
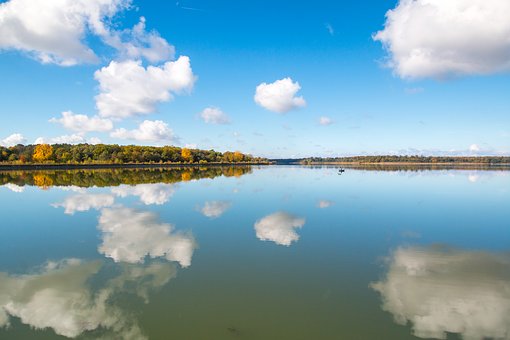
<box><xmin>300</xmin><ymin>162</ymin><xmax>510</xmax><ymax>166</ymax></box>
<box><xmin>0</xmin><ymin>162</ymin><xmax>272</xmax><ymax>171</ymax></box>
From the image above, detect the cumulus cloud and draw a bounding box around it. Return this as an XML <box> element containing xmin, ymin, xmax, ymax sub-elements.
<box><xmin>34</xmin><ymin>134</ymin><xmax>103</xmax><ymax>145</ymax></box>
<box><xmin>95</xmin><ymin>56</ymin><xmax>196</xmax><ymax>119</ymax></box>
<box><xmin>254</xmin><ymin>77</ymin><xmax>306</xmax><ymax>113</ymax></box>
<box><xmin>52</xmin><ymin>193</ymin><xmax>115</xmax><ymax>214</ymax></box>
<box><xmin>317</xmin><ymin>200</ymin><xmax>334</xmax><ymax>208</ymax></box>
<box><xmin>254</xmin><ymin>212</ymin><xmax>305</xmax><ymax>246</ymax></box>
<box><xmin>319</xmin><ymin>116</ymin><xmax>334</xmax><ymax>126</ymax></box>
<box><xmin>111</xmin><ymin>183</ymin><xmax>176</xmax><ymax>205</ymax></box>
<box><xmin>199</xmin><ymin>107</ymin><xmax>230</xmax><ymax>125</ymax></box>
<box><xmin>98</xmin><ymin>207</ymin><xmax>196</xmax><ymax>267</ymax></box>
<box><xmin>374</xmin><ymin>0</ymin><xmax>510</xmax><ymax>79</ymax></box>
<box><xmin>0</xmin><ymin>0</ymin><xmax>176</xmax><ymax>67</ymax></box>
<box><xmin>0</xmin><ymin>133</ymin><xmax>26</xmax><ymax>147</ymax></box>
<box><xmin>34</xmin><ymin>134</ymin><xmax>85</xmax><ymax>144</ymax></box>
<box><xmin>103</xmin><ymin>16</ymin><xmax>175</xmax><ymax>64</ymax></box>
<box><xmin>0</xmin><ymin>258</ymin><xmax>177</xmax><ymax>339</ymax></box>
<box><xmin>0</xmin><ymin>0</ymin><xmax>130</xmax><ymax>66</ymax></box>
<box><xmin>469</xmin><ymin>144</ymin><xmax>480</xmax><ymax>153</ymax></box>
<box><xmin>371</xmin><ymin>246</ymin><xmax>510</xmax><ymax>339</ymax></box>
<box><xmin>50</xmin><ymin>111</ymin><xmax>113</xmax><ymax>132</ymax></box>
<box><xmin>198</xmin><ymin>201</ymin><xmax>232</xmax><ymax>218</ymax></box>
<box><xmin>111</xmin><ymin>120</ymin><xmax>177</xmax><ymax>144</ymax></box>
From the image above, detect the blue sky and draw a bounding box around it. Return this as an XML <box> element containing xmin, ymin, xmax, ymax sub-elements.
<box><xmin>0</xmin><ymin>0</ymin><xmax>509</xmax><ymax>158</ymax></box>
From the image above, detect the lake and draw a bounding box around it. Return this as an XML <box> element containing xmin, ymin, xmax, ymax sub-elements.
<box><xmin>0</xmin><ymin>166</ymin><xmax>509</xmax><ymax>339</ymax></box>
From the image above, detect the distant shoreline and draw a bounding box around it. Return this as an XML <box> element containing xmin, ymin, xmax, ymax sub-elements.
<box><xmin>0</xmin><ymin>162</ymin><xmax>272</xmax><ymax>171</ymax></box>
<box><xmin>301</xmin><ymin>162</ymin><xmax>510</xmax><ymax>165</ymax></box>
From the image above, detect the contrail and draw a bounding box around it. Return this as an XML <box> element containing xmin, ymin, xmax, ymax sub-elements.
<box><xmin>176</xmin><ymin>1</ymin><xmax>204</xmax><ymax>12</ymax></box>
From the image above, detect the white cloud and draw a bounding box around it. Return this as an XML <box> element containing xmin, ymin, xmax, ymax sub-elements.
<box><xmin>111</xmin><ymin>183</ymin><xmax>176</xmax><ymax>205</ymax></box>
<box><xmin>50</xmin><ymin>111</ymin><xmax>113</xmax><ymax>132</ymax></box>
<box><xmin>317</xmin><ymin>200</ymin><xmax>334</xmax><ymax>208</ymax></box>
<box><xmin>254</xmin><ymin>212</ymin><xmax>305</xmax><ymax>246</ymax></box>
<box><xmin>95</xmin><ymin>56</ymin><xmax>196</xmax><ymax>119</ymax></box>
<box><xmin>199</xmin><ymin>107</ymin><xmax>230</xmax><ymax>125</ymax></box>
<box><xmin>0</xmin><ymin>0</ymin><xmax>130</xmax><ymax>66</ymax></box>
<box><xmin>2</xmin><ymin>183</ymin><xmax>25</xmax><ymax>193</ymax></box>
<box><xmin>0</xmin><ymin>0</ymin><xmax>176</xmax><ymax>67</ymax></box>
<box><xmin>103</xmin><ymin>16</ymin><xmax>175</xmax><ymax>64</ymax></box>
<box><xmin>198</xmin><ymin>201</ymin><xmax>232</xmax><ymax>218</ymax></box>
<box><xmin>371</xmin><ymin>246</ymin><xmax>510</xmax><ymax>339</ymax></box>
<box><xmin>35</xmin><ymin>134</ymin><xmax>84</xmax><ymax>144</ymax></box>
<box><xmin>88</xmin><ymin>137</ymin><xmax>103</xmax><ymax>145</ymax></box>
<box><xmin>34</xmin><ymin>133</ymin><xmax>103</xmax><ymax>145</ymax></box>
<box><xmin>319</xmin><ymin>116</ymin><xmax>334</xmax><ymax>126</ymax></box>
<box><xmin>374</xmin><ymin>0</ymin><xmax>510</xmax><ymax>79</ymax></box>
<box><xmin>254</xmin><ymin>77</ymin><xmax>306</xmax><ymax>113</ymax></box>
<box><xmin>0</xmin><ymin>133</ymin><xmax>26</xmax><ymax>147</ymax></box>
<box><xmin>98</xmin><ymin>207</ymin><xmax>196</xmax><ymax>267</ymax></box>
<box><xmin>111</xmin><ymin>120</ymin><xmax>177</xmax><ymax>144</ymax></box>
<box><xmin>469</xmin><ymin>144</ymin><xmax>481</xmax><ymax>153</ymax></box>
<box><xmin>52</xmin><ymin>193</ymin><xmax>115</xmax><ymax>214</ymax></box>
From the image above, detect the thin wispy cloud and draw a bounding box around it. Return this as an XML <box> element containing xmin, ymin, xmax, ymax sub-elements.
<box><xmin>319</xmin><ymin>116</ymin><xmax>334</xmax><ymax>126</ymax></box>
<box><xmin>325</xmin><ymin>23</ymin><xmax>334</xmax><ymax>36</ymax></box>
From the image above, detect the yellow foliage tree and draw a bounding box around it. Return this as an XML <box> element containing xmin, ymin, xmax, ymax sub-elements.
<box><xmin>233</xmin><ymin>151</ymin><xmax>244</xmax><ymax>163</ymax></box>
<box><xmin>33</xmin><ymin>144</ymin><xmax>53</xmax><ymax>163</ymax></box>
<box><xmin>181</xmin><ymin>148</ymin><xmax>192</xmax><ymax>162</ymax></box>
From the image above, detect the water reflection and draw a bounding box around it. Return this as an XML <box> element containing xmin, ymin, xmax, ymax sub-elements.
<box><xmin>371</xmin><ymin>246</ymin><xmax>510</xmax><ymax>340</ymax></box>
<box><xmin>0</xmin><ymin>166</ymin><xmax>253</xmax><ymax>189</ymax></box>
<box><xmin>317</xmin><ymin>200</ymin><xmax>334</xmax><ymax>208</ymax></box>
<box><xmin>198</xmin><ymin>201</ymin><xmax>232</xmax><ymax>218</ymax></box>
<box><xmin>98</xmin><ymin>207</ymin><xmax>196</xmax><ymax>267</ymax></box>
<box><xmin>52</xmin><ymin>193</ymin><xmax>115</xmax><ymax>214</ymax></box>
<box><xmin>0</xmin><ymin>259</ymin><xmax>176</xmax><ymax>339</ymax></box>
<box><xmin>254</xmin><ymin>212</ymin><xmax>306</xmax><ymax>246</ymax></box>
<box><xmin>112</xmin><ymin>183</ymin><xmax>177</xmax><ymax>205</ymax></box>
<box><xmin>2</xmin><ymin>183</ymin><xmax>24</xmax><ymax>193</ymax></box>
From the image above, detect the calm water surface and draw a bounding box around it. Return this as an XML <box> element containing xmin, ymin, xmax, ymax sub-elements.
<box><xmin>0</xmin><ymin>166</ymin><xmax>509</xmax><ymax>339</ymax></box>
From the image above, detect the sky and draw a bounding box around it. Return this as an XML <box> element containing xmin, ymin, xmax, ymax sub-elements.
<box><xmin>0</xmin><ymin>0</ymin><xmax>509</xmax><ymax>158</ymax></box>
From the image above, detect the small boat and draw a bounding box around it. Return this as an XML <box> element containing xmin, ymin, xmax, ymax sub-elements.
<box><xmin>338</xmin><ymin>168</ymin><xmax>345</xmax><ymax>174</ymax></box>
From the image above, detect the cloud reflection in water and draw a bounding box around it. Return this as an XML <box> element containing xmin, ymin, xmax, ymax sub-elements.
<box><xmin>371</xmin><ymin>246</ymin><xmax>510</xmax><ymax>340</ymax></box>
<box><xmin>254</xmin><ymin>212</ymin><xmax>305</xmax><ymax>246</ymax></box>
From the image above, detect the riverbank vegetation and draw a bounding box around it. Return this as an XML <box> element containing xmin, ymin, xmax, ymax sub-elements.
<box><xmin>0</xmin><ymin>144</ymin><xmax>269</xmax><ymax>165</ymax></box>
<box><xmin>300</xmin><ymin>156</ymin><xmax>510</xmax><ymax>165</ymax></box>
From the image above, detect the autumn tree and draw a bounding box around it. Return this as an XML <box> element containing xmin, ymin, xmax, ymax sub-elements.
<box><xmin>181</xmin><ymin>148</ymin><xmax>192</xmax><ymax>162</ymax></box>
<box><xmin>234</xmin><ymin>151</ymin><xmax>244</xmax><ymax>163</ymax></box>
<box><xmin>33</xmin><ymin>144</ymin><xmax>53</xmax><ymax>163</ymax></box>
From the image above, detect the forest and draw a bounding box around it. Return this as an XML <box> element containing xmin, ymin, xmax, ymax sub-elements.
<box><xmin>0</xmin><ymin>143</ymin><xmax>269</xmax><ymax>165</ymax></box>
<box><xmin>300</xmin><ymin>156</ymin><xmax>510</xmax><ymax>164</ymax></box>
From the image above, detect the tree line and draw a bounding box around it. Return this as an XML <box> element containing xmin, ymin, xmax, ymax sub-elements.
<box><xmin>301</xmin><ymin>156</ymin><xmax>510</xmax><ymax>164</ymax></box>
<box><xmin>0</xmin><ymin>144</ymin><xmax>269</xmax><ymax>165</ymax></box>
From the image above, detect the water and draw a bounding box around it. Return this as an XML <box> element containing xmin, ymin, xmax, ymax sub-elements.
<box><xmin>0</xmin><ymin>166</ymin><xmax>508</xmax><ymax>340</ymax></box>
